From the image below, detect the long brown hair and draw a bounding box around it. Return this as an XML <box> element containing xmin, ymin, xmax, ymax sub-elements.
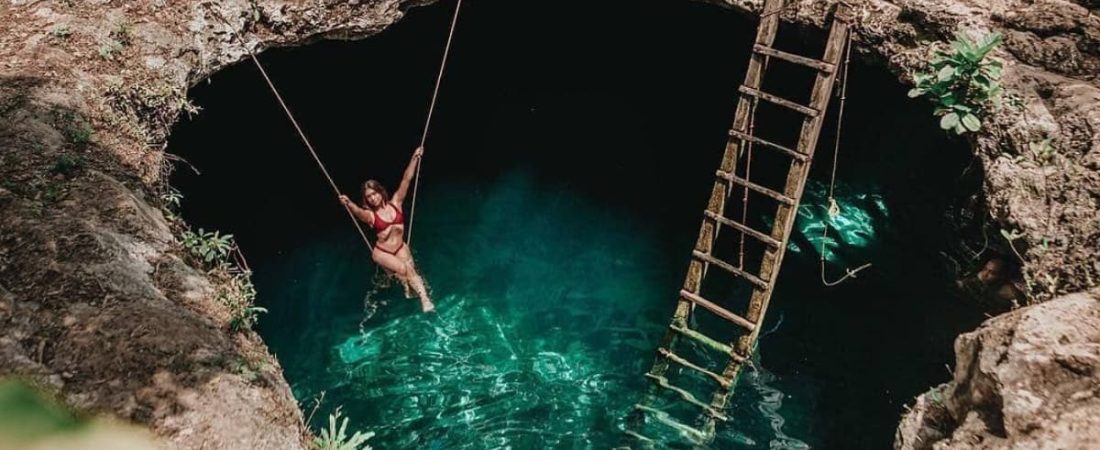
<box><xmin>360</xmin><ymin>179</ymin><xmax>390</xmax><ymax>210</ymax></box>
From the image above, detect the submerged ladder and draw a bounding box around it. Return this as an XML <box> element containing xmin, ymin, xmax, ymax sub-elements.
<box><xmin>627</xmin><ymin>0</ymin><xmax>854</xmax><ymax>445</ymax></box>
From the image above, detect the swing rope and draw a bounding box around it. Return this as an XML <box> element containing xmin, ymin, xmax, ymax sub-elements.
<box><xmin>209</xmin><ymin>0</ymin><xmax>465</xmax><ymax>250</ymax></box>
<box><xmin>209</xmin><ymin>9</ymin><xmax>374</xmax><ymax>250</ymax></box>
<box><xmin>820</xmin><ymin>29</ymin><xmax>872</xmax><ymax>286</ymax></box>
<box><xmin>408</xmin><ymin>0</ymin><xmax>464</xmax><ymax>245</ymax></box>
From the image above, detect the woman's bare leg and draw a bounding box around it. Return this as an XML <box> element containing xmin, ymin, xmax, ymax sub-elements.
<box><xmin>403</xmin><ymin>268</ymin><xmax>433</xmax><ymax>312</ymax></box>
<box><xmin>372</xmin><ymin>247</ymin><xmax>434</xmax><ymax>313</ymax></box>
<box><xmin>372</xmin><ymin>249</ymin><xmax>414</xmax><ymax>294</ymax></box>
<box><xmin>396</xmin><ymin>246</ymin><xmax>434</xmax><ymax>312</ymax></box>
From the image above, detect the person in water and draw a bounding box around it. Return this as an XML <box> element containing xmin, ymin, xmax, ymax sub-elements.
<box><xmin>339</xmin><ymin>146</ymin><xmax>435</xmax><ymax>313</ymax></box>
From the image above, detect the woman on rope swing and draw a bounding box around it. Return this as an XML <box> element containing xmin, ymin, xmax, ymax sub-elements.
<box><xmin>339</xmin><ymin>146</ymin><xmax>435</xmax><ymax>313</ymax></box>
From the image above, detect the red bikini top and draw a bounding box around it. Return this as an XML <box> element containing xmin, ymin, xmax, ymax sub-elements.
<box><xmin>371</xmin><ymin>203</ymin><xmax>404</xmax><ymax>232</ymax></box>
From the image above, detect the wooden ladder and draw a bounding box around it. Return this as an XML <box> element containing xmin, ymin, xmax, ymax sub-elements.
<box><xmin>627</xmin><ymin>0</ymin><xmax>854</xmax><ymax>445</ymax></box>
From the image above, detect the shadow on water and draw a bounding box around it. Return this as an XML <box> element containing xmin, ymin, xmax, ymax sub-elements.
<box><xmin>168</xmin><ymin>0</ymin><xmax>986</xmax><ymax>448</ymax></box>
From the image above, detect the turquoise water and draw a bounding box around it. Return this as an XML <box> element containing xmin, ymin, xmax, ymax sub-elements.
<box><xmin>789</xmin><ymin>180</ymin><xmax>887</xmax><ymax>265</ymax></box>
<box><xmin>167</xmin><ymin>1</ymin><xmax>983</xmax><ymax>445</ymax></box>
<box><xmin>256</xmin><ymin>170</ymin><xmax>822</xmax><ymax>449</ymax></box>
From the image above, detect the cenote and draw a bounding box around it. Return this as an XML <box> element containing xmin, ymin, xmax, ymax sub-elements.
<box><xmin>168</xmin><ymin>0</ymin><xmax>987</xmax><ymax>448</ymax></box>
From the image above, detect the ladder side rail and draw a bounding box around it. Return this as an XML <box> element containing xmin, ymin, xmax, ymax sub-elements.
<box><xmin>704</xmin><ymin>4</ymin><xmax>855</xmax><ymax>425</ymax></box>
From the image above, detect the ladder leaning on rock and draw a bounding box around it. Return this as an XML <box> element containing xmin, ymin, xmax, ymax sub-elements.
<box><xmin>626</xmin><ymin>0</ymin><xmax>855</xmax><ymax>445</ymax></box>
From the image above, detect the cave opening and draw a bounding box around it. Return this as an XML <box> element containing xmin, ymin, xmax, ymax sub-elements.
<box><xmin>167</xmin><ymin>0</ymin><xmax>986</xmax><ymax>448</ymax></box>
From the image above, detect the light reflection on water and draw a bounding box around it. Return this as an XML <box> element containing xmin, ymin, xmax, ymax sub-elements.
<box><xmin>258</xmin><ymin>171</ymin><xmax>835</xmax><ymax>449</ymax></box>
<box><xmin>790</xmin><ymin>179</ymin><xmax>888</xmax><ymax>265</ymax></box>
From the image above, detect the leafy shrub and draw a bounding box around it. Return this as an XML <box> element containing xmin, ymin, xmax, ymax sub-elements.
<box><xmin>51</xmin><ymin>154</ymin><xmax>85</xmax><ymax>177</ymax></box>
<box><xmin>221</xmin><ymin>272</ymin><xmax>267</xmax><ymax>331</ymax></box>
<box><xmin>180</xmin><ymin>228</ymin><xmax>234</xmax><ymax>264</ymax></box>
<box><xmin>908</xmin><ymin>32</ymin><xmax>1004</xmax><ymax>135</ymax></box>
<box><xmin>178</xmin><ymin>226</ymin><xmax>267</xmax><ymax>331</ymax></box>
<box><xmin>59</xmin><ymin>113</ymin><xmax>93</xmax><ymax>146</ymax></box>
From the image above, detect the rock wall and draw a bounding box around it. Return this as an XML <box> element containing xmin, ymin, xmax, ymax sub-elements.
<box><xmin>895</xmin><ymin>290</ymin><xmax>1100</xmax><ymax>449</ymax></box>
<box><xmin>1</xmin><ymin>1</ymin><xmax>431</xmax><ymax>448</ymax></box>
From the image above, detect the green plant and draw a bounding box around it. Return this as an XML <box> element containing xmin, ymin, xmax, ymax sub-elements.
<box><xmin>178</xmin><ymin>226</ymin><xmax>267</xmax><ymax>330</ymax></box>
<box><xmin>1028</xmin><ymin>138</ymin><xmax>1056</xmax><ymax>165</ymax></box>
<box><xmin>96</xmin><ymin>20</ymin><xmax>131</xmax><ymax>60</ymax></box>
<box><xmin>230</xmin><ymin>358</ymin><xmax>271</xmax><ymax>383</ymax></box>
<box><xmin>231</xmin><ymin>304</ymin><xmax>268</xmax><ymax>330</ymax></box>
<box><xmin>110</xmin><ymin>20</ymin><xmax>132</xmax><ymax>46</ymax></box>
<box><xmin>314</xmin><ymin>409</ymin><xmax>373</xmax><ymax>450</ymax></box>
<box><xmin>0</xmin><ymin>379</ymin><xmax>163</xmax><ymax>447</ymax></box>
<box><xmin>59</xmin><ymin>113</ymin><xmax>93</xmax><ymax>146</ymax></box>
<box><xmin>928</xmin><ymin>387</ymin><xmax>945</xmax><ymax>406</ymax></box>
<box><xmin>178</xmin><ymin>227</ymin><xmax>269</xmax><ymax>330</ymax></box>
<box><xmin>48</xmin><ymin>24</ymin><xmax>71</xmax><ymax>39</ymax></box>
<box><xmin>180</xmin><ymin>228</ymin><xmax>234</xmax><ymax>264</ymax></box>
<box><xmin>51</xmin><ymin>154</ymin><xmax>85</xmax><ymax>177</ymax></box>
<box><xmin>69</xmin><ymin>126</ymin><xmax>92</xmax><ymax>145</ymax></box>
<box><xmin>908</xmin><ymin>32</ymin><xmax>1004</xmax><ymax>135</ymax></box>
<box><xmin>98</xmin><ymin>39</ymin><xmax>124</xmax><ymax>60</ymax></box>
<box><xmin>42</xmin><ymin>182</ymin><xmax>64</xmax><ymax>203</ymax></box>
<box><xmin>221</xmin><ymin>272</ymin><xmax>267</xmax><ymax>331</ymax></box>
<box><xmin>160</xmin><ymin>188</ymin><xmax>183</xmax><ymax>210</ymax></box>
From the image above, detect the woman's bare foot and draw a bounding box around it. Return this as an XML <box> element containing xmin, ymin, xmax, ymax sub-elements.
<box><xmin>421</xmin><ymin>300</ymin><xmax>436</xmax><ymax>313</ymax></box>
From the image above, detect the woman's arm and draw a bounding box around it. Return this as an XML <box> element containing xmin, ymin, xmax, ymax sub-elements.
<box><xmin>339</xmin><ymin>195</ymin><xmax>372</xmax><ymax>223</ymax></box>
<box><xmin>391</xmin><ymin>146</ymin><xmax>423</xmax><ymax>206</ymax></box>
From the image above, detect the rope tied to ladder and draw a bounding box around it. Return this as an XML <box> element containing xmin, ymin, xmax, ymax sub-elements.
<box><xmin>819</xmin><ymin>28</ymin><xmax>872</xmax><ymax>287</ymax></box>
<box><xmin>737</xmin><ymin>55</ymin><xmax>769</xmax><ymax>271</ymax></box>
<box><xmin>702</xmin><ymin>52</ymin><xmax>771</xmax><ymax>283</ymax></box>
<box><xmin>408</xmin><ymin>0</ymin><xmax>464</xmax><ymax>246</ymax></box>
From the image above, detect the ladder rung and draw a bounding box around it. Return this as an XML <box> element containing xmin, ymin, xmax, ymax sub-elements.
<box><xmin>633</xmin><ymin>404</ymin><xmax>708</xmax><ymax>442</ymax></box>
<box><xmin>703</xmin><ymin>211</ymin><xmax>781</xmax><ymax>250</ymax></box>
<box><xmin>738</xmin><ymin>85</ymin><xmax>819</xmax><ymax>117</ymax></box>
<box><xmin>753</xmin><ymin>44</ymin><xmax>835</xmax><ymax>73</ymax></box>
<box><xmin>692</xmin><ymin>250</ymin><xmax>769</xmax><ymax>290</ymax></box>
<box><xmin>728</xmin><ymin>129</ymin><xmax>809</xmax><ymax>162</ymax></box>
<box><xmin>669</xmin><ymin>323</ymin><xmax>746</xmax><ymax>364</ymax></box>
<box><xmin>644</xmin><ymin>373</ymin><xmax>729</xmax><ymax>421</ymax></box>
<box><xmin>622</xmin><ymin>430</ymin><xmax>655</xmax><ymax>444</ymax></box>
<box><xmin>679</xmin><ymin>288</ymin><xmax>757</xmax><ymax>331</ymax></box>
<box><xmin>715</xmin><ymin>170</ymin><xmax>795</xmax><ymax>206</ymax></box>
<box><xmin>670</xmin><ymin>323</ymin><xmax>732</xmax><ymax>355</ymax></box>
<box><xmin>658</xmin><ymin>347</ymin><xmax>733</xmax><ymax>388</ymax></box>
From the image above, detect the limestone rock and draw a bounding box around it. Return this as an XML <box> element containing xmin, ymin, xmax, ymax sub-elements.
<box><xmin>896</xmin><ymin>291</ymin><xmax>1100</xmax><ymax>449</ymax></box>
